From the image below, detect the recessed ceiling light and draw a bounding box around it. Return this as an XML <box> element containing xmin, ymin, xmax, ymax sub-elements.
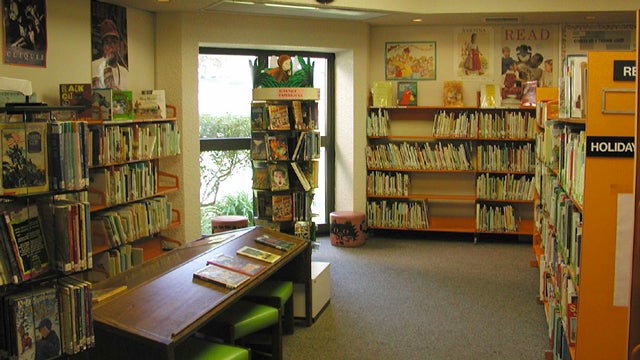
<box><xmin>585</xmin><ymin>15</ymin><xmax>596</xmax><ymax>20</ymax></box>
<box><xmin>412</xmin><ymin>18</ymin><xmax>423</xmax><ymax>23</ymax></box>
<box><xmin>156</xmin><ymin>0</ymin><xmax>170</xmax><ymax>2</ymax></box>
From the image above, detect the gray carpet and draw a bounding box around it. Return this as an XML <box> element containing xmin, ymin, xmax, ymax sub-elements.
<box><xmin>283</xmin><ymin>234</ymin><xmax>549</xmax><ymax>360</ymax></box>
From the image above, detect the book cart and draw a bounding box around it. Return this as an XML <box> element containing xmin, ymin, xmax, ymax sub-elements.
<box><xmin>366</xmin><ymin>105</ymin><xmax>536</xmax><ymax>242</ymax></box>
<box><xmin>0</xmin><ymin>103</ymin><xmax>95</xmax><ymax>358</ymax></box>
<box><xmin>534</xmin><ymin>50</ymin><xmax>636</xmax><ymax>359</ymax></box>
<box><xmin>85</xmin><ymin>104</ymin><xmax>182</xmax><ymax>282</ymax></box>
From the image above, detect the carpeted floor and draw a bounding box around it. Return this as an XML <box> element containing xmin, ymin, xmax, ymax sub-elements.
<box><xmin>282</xmin><ymin>233</ymin><xmax>550</xmax><ymax>360</ymax></box>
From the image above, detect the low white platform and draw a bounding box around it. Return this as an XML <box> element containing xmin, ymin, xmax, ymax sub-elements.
<box><xmin>294</xmin><ymin>261</ymin><xmax>330</xmax><ymax>322</ymax></box>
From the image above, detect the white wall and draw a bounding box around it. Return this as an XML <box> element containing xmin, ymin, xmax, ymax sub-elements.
<box><xmin>156</xmin><ymin>12</ymin><xmax>370</xmax><ymax>241</ymax></box>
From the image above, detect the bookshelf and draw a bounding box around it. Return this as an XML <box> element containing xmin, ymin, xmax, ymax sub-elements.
<box><xmin>534</xmin><ymin>50</ymin><xmax>635</xmax><ymax>359</ymax></box>
<box><xmin>250</xmin><ymin>88</ymin><xmax>320</xmax><ymax>240</ymax></box>
<box><xmin>365</xmin><ymin>106</ymin><xmax>536</xmax><ymax>241</ymax></box>
<box><xmin>0</xmin><ymin>104</ymin><xmax>94</xmax><ymax>358</ymax></box>
<box><xmin>85</xmin><ymin>105</ymin><xmax>182</xmax><ymax>282</ymax></box>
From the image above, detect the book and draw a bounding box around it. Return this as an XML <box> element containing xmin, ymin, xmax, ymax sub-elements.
<box><xmin>521</xmin><ymin>80</ymin><xmax>537</xmax><ymax>107</ymax></box>
<box><xmin>206</xmin><ymin>253</ymin><xmax>265</xmax><ymax>276</ymax></box>
<box><xmin>443</xmin><ymin>81</ymin><xmax>464</xmax><ymax>107</ymax></box>
<box><xmin>250</xmin><ymin>132</ymin><xmax>267</xmax><ymax>160</ymax></box>
<box><xmin>397</xmin><ymin>81</ymin><xmax>417</xmax><ymax>106</ymax></box>
<box><xmin>0</xmin><ymin>122</ymin><xmax>49</xmax><ymax>195</ymax></box>
<box><xmin>371</xmin><ymin>81</ymin><xmax>393</xmax><ymax>107</ymax></box>
<box><xmin>252</xmin><ymin>164</ymin><xmax>270</xmax><ymax>190</ymax></box>
<box><xmin>271</xmin><ymin>194</ymin><xmax>293</xmax><ymax>222</ymax></box>
<box><xmin>480</xmin><ymin>83</ymin><xmax>499</xmax><ymax>108</ymax></box>
<box><xmin>268</xmin><ymin>163</ymin><xmax>290</xmax><ymax>191</ymax></box>
<box><xmin>31</xmin><ymin>287</ymin><xmax>62</xmax><ymax>360</ymax></box>
<box><xmin>267</xmin><ymin>104</ymin><xmax>290</xmax><ymax>130</ymax></box>
<box><xmin>193</xmin><ymin>264</ymin><xmax>251</xmax><ymax>289</ymax></box>
<box><xmin>254</xmin><ymin>234</ymin><xmax>295</xmax><ymax>251</ymax></box>
<box><xmin>59</xmin><ymin>83</ymin><xmax>92</xmax><ymax>119</ymax></box>
<box><xmin>251</xmin><ymin>103</ymin><xmax>267</xmax><ymax>131</ymax></box>
<box><xmin>267</xmin><ymin>135</ymin><xmax>289</xmax><ymax>161</ymax></box>
<box><xmin>133</xmin><ymin>89</ymin><xmax>166</xmax><ymax>119</ymax></box>
<box><xmin>91</xmin><ymin>285</ymin><xmax>128</xmax><ymax>303</ymax></box>
<box><xmin>91</xmin><ymin>88</ymin><xmax>112</xmax><ymax>121</ymax></box>
<box><xmin>5</xmin><ymin>289</ymin><xmax>37</xmax><ymax>359</ymax></box>
<box><xmin>3</xmin><ymin>204</ymin><xmax>50</xmax><ymax>282</ymax></box>
<box><xmin>291</xmin><ymin>162</ymin><xmax>311</xmax><ymax>191</ymax></box>
<box><xmin>236</xmin><ymin>246</ymin><xmax>281</xmax><ymax>263</ymax></box>
<box><xmin>112</xmin><ymin>90</ymin><xmax>134</xmax><ymax>121</ymax></box>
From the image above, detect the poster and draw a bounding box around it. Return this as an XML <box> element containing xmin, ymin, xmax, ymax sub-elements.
<box><xmin>385</xmin><ymin>41</ymin><xmax>436</xmax><ymax>80</ymax></box>
<box><xmin>91</xmin><ymin>0</ymin><xmax>128</xmax><ymax>90</ymax></box>
<box><xmin>455</xmin><ymin>27</ymin><xmax>492</xmax><ymax>79</ymax></box>
<box><xmin>2</xmin><ymin>0</ymin><xmax>46</xmax><ymax>67</ymax></box>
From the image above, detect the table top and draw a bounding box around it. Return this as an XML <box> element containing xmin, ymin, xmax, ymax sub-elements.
<box><xmin>91</xmin><ymin>226</ymin><xmax>309</xmax><ymax>346</ymax></box>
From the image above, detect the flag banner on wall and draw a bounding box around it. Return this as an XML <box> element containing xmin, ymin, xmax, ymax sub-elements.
<box><xmin>2</xmin><ymin>0</ymin><xmax>47</xmax><ymax>67</ymax></box>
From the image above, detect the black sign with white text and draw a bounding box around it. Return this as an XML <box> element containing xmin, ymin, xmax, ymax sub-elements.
<box><xmin>586</xmin><ymin>136</ymin><xmax>635</xmax><ymax>157</ymax></box>
<box><xmin>613</xmin><ymin>60</ymin><xmax>636</xmax><ymax>81</ymax></box>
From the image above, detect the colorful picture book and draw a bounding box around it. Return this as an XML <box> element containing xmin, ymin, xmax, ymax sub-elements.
<box><xmin>112</xmin><ymin>90</ymin><xmax>134</xmax><ymax>120</ymax></box>
<box><xmin>268</xmin><ymin>163</ymin><xmax>290</xmax><ymax>191</ymax></box>
<box><xmin>397</xmin><ymin>81</ymin><xmax>417</xmax><ymax>106</ymax></box>
<box><xmin>236</xmin><ymin>246</ymin><xmax>281</xmax><ymax>263</ymax></box>
<box><xmin>251</xmin><ymin>103</ymin><xmax>267</xmax><ymax>130</ymax></box>
<box><xmin>267</xmin><ymin>104</ymin><xmax>290</xmax><ymax>130</ymax></box>
<box><xmin>92</xmin><ymin>88</ymin><xmax>112</xmax><ymax>120</ymax></box>
<box><xmin>252</xmin><ymin>165</ymin><xmax>270</xmax><ymax>190</ymax></box>
<box><xmin>206</xmin><ymin>253</ymin><xmax>266</xmax><ymax>276</ymax></box>
<box><xmin>251</xmin><ymin>132</ymin><xmax>267</xmax><ymax>160</ymax></box>
<box><xmin>254</xmin><ymin>234</ymin><xmax>295</xmax><ymax>251</ymax></box>
<box><xmin>0</xmin><ymin>122</ymin><xmax>49</xmax><ymax>195</ymax></box>
<box><xmin>59</xmin><ymin>83</ymin><xmax>92</xmax><ymax>119</ymax></box>
<box><xmin>134</xmin><ymin>89</ymin><xmax>166</xmax><ymax>119</ymax></box>
<box><xmin>443</xmin><ymin>80</ymin><xmax>464</xmax><ymax>107</ymax></box>
<box><xmin>193</xmin><ymin>264</ymin><xmax>251</xmax><ymax>289</ymax></box>
<box><xmin>271</xmin><ymin>194</ymin><xmax>293</xmax><ymax>222</ymax></box>
<box><xmin>267</xmin><ymin>135</ymin><xmax>289</xmax><ymax>161</ymax></box>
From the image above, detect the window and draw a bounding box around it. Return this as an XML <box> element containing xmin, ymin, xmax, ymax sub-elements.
<box><xmin>198</xmin><ymin>48</ymin><xmax>334</xmax><ymax>235</ymax></box>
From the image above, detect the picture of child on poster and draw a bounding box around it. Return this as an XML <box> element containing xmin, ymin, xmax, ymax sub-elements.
<box><xmin>457</xmin><ymin>28</ymin><xmax>491</xmax><ymax>78</ymax></box>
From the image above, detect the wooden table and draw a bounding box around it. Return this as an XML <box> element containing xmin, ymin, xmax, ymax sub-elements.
<box><xmin>87</xmin><ymin>226</ymin><xmax>311</xmax><ymax>360</ymax></box>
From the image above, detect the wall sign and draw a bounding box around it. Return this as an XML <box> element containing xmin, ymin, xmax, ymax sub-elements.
<box><xmin>586</xmin><ymin>136</ymin><xmax>635</xmax><ymax>157</ymax></box>
<box><xmin>613</xmin><ymin>60</ymin><xmax>636</xmax><ymax>81</ymax></box>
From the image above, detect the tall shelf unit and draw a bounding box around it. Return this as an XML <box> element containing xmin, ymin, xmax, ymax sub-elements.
<box><xmin>534</xmin><ymin>50</ymin><xmax>635</xmax><ymax>359</ymax></box>
<box><xmin>250</xmin><ymin>88</ymin><xmax>320</xmax><ymax>240</ymax></box>
<box><xmin>366</xmin><ymin>106</ymin><xmax>536</xmax><ymax>241</ymax></box>
<box><xmin>0</xmin><ymin>104</ymin><xmax>95</xmax><ymax>358</ymax></box>
<box><xmin>85</xmin><ymin>105</ymin><xmax>182</xmax><ymax>282</ymax></box>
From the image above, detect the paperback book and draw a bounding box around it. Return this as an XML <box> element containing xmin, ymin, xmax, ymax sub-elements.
<box><xmin>271</xmin><ymin>194</ymin><xmax>293</xmax><ymax>222</ymax></box>
<box><xmin>0</xmin><ymin>122</ymin><xmax>49</xmax><ymax>195</ymax></box>
<box><xmin>251</xmin><ymin>132</ymin><xmax>267</xmax><ymax>160</ymax></box>
<box><xmin>134</xmin><ymin>89</ymin><xmax>166</xmax><ymax>119</ymax></box>
<box><xmin>206</xmin><ymin>253</ymin><xmax>266</xmax><ymax>276</ymax></box>
<box><xmin>268</xmin><ymin>163</ymin><xmax>290</xmax><ymax>191</ymax></box>
<box><xmin>236</xmin><ymin>246</ymin><xmax>281</xmax><ymax>263</ymax></box>
<box><xmin>267</xmin><ymin>135</ymin><xmax>289</xmax><ymax>161</ymax></box>
<box><xmin>193</xmin><ymin>264</ymin><xmax>251</xmax><ymax>289</ymax></box>
<box><xmin>252</xmin><ymin>165</ymin><xmax>270</xmax><ymax>190</ymax></box>
<box><xmin>267</xmin><ymin>104</ymin><xmax>291</xmax><ymax>130</ymax></box>
<box><xmin>112</xmin><ymin>90</ymin><xmax>134</xmax><ymax>121</ymax></box>
<box><xmin>59</xmin><ymin>83</ymin><xmax>92</xmax><ymax>119</ymax></box>
<box><xmin>254</xmin><ymin>234</ymin><xmax>295</xmax><ymax>251</ymax></box>
<box><xmin>443</xmin><ymin>80</ymin><xmax>464</xmax><ymax>107</ymax></box>
<box><xmin>251</xmin><ymin>103</ymin><xmax>267</xmax><ymax>131</ymax></box>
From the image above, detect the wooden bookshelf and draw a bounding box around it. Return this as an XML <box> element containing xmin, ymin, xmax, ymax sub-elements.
<box><xmin>366</xmin><ymin>106</ymin><xmax>536</xmax><ymax>240</ymax></box>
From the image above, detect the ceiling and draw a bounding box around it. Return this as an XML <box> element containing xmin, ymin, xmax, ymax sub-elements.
<box><xmin>104</xmin><ymin>0</ymin><xmax>636</xmax><ymax>26</ymax></box>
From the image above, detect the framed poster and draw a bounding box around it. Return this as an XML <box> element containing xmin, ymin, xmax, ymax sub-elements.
<box><xmin>3</xmin><ymin>0</ymin><xmax>47</xmax><ymax>67</ymax></box>
<box><xmin>385</xmin><ymin>41</ymin><xmax>436</xmax><ymax>80</ymax></box>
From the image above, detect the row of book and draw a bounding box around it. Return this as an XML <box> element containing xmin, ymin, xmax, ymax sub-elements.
<box><xmin>91</xmin><ymin>195</ymin><xmax>173</xmax><ymax>250</ymax></box>
<box><xmin>88</xmin><ymin>161</ymin><xmax>157</xmax><ymax>207</ymax></box>
<box><xmin>476</xmin><ymin>143</ymin><xmax>535</xmax><ymax>173</ymax></box>
<box><xmin>366</xmin><ymin>142</ymin><xmax>474</xmax><ymax>171</ymax></box>
<box><xmin>252</xmin><ymin>162</ymin><xmax>315</xmax><ymax>193</ymax></box>
<box><xmin>48</xmin><ymin>121</ymin><xmax>91</xmax><ymax>192</ymax></box>
<box><xmin>254</xmin><ymin>191</ymin><xmax>314</xmax><ymax>223</ymax></box>
<box><xmin>87</xmin><ymin>244</ymin><xmax>144</xmax><ymax>282</ymax></box>
<box><xmin>475</xmin><ymin>203</ymin><xmax>519</xmax><ymax>232</ymax></box>
<box><xmin>366</xmin><ymin>199</ymin><xmax>429</xmax><ymax>229</ymax></box>
<box><xmin>251</xmin><ymin>101</ymin><xmax>319</xmax><ymax>132</ymax></box>
<box><xmin>476</xmin><ymin>173</ymin><xmax>534</xmax><ymax>201</ymax></box>
<box><xmin>0</xmin><ymin>196</ymin><xmax>93</xmax><ymax>286</ymax></box>
<box><xmin>476</xmin><ymin>111</ymin><xmax>536</xmax><ymax>139</ymax></box>
<box><xmin>366</xmin><ymin>108</ymin><xmax>389</xmax><ymax>137</ymax></box>
<box><xmin>60</xmin><ymin>83</ymin><xmax>167</xmax><ymax>121</ymax></box>
<box><xmin>87</xmin><ymin>121</ymin><xmax>181</xmax><ymax>166</ymax></box>
<box><xmin>366</xmin><ymin>171</ymin><xmax>410</xmax><ymax>197</ymax></box>
<box><xmin>251</xmin><ymin>131</ymin><xmax>321</xmax><ymax>162</ymax></box>
<box><xmin>0</xmin><ymin>278</ymin><xmax>94</xmax><ymax>360</ymax></box>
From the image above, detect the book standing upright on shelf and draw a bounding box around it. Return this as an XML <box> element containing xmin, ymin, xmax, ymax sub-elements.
<box><xmin>59</xmin><ymin>83</ymin><xmax>92</xmax><ymax>119</ymax></box>
<box><xmin>112</xmin><ymin>90</ymin><xmax>134</xmax><ymax>121</ymax></box>
<box><xmin>443</xmin><ymin>81</ymin><xmax>464</xmax><ymax>107</ymax></box>
<box><xmin>193</xmin><ymin>264</ymin><xmax>251</xmax><ymax>289</ymax></box>
<box><xmin>267</xmin><ymin>134</ymin><xmax>289</xmax><ymax>161</ymax></box>
<box><xmin>267</xmin><ymin>104</ymin><xmax>290</xmax><ymax>130</ymax></box>
<box><xmin>268</xmin><ymin>163</ymin><xmax>290</xmax><ymax>191</ymax></box>
<box><xmin>271</xmin><ymin>194</ymin><xmax>293</xmax><ymax>222</ymax></box>
<box><xmin>0</xmin><ymin>122</ymin><xmax>49</xmax><ymax>195</ymax></box>
<box><xmin>133</xmin><ymin>90</ymin><xmax>166</xmax><ymax>119</ymax></box>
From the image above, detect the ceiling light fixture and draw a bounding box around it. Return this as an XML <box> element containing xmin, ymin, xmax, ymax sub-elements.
<box><xmin>412</xmin><ymin>18</ymin><xmax>423</xmax><ymax>23</ymax></box>
<box><xmin>264</xmin><ymin>3</ymin><xmax>318</xmax><ymax>11</ymax></box>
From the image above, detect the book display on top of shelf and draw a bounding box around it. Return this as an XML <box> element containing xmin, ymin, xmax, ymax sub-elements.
<box><xmin>91</xmin><ymin>89</ymin><xmax>112</xmax><ymax>120</ymax></box>
<box><xmin>442</xmin><ymin>81</ymin><xmax>463</xmax><ymax>107</ymax></box>
<box><xmin>133</xmin><ymin>90</ymin><xmax>166</xmax><ymax>119</ymax></box>
<box><xmin>112</xmin><ymin>90</ymin><xmax>134</xmax><ymax>121</ymax></box>
<box><xmin>397</xmin><ymin>81</ymin><xmax>417</xmax><ymax>106</ymax></box>
<box><xmin>59</xmin><ymin>83</ymin><xmax>92</xmax><ymax>120</ymax></box>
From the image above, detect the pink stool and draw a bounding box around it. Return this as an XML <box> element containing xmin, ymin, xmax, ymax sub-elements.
<box><xmin>211</xmin><ymin>215</ymin><xmax>249</xmax><ymax>233</ymax></box>
<box><xmin>330</xmin><ymin>211</ymin><xmax>367</xmax><ymax>247</ymax></box>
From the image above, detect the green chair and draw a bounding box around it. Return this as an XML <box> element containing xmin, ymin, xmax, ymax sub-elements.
<box><xmin>176</xmin><ymin>337</ymin><xmax>250</xmax><ymax>360</ymax></box>
<box><xmin>245</xmin><ymin>280</ymin><xmax>295</xmax><ymax>335</ymax></box>
<box><xmin>200</xmin><ymin>300</ymin><xmax>282</xmax><ymax>360</ymax></box>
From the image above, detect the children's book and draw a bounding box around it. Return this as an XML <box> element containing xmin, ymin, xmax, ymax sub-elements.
<box><xmin>59</xmin><ymin>83</ymin><xmax>92</xmax><ymax>119</ymax></box>
<box><xmin>193</xmin><ymin>264</ymin><xmax>251</xmax><ymax>289</ymax></box>
<box><xmin>267</xmin><ymin>104</ymin><xmax>290</xmax><ymax>130</ymax></box>
<box><xmin>397</xmin><ymin>81</ymin><xmax>417</xmax><ymax>106</ymax></box>
<box><xmin>252</xmin><ymin>165</ymin><xmax>270</xmax><ymax>190</ymax></box>
<box><xmin>236</xmin><ymin>246</ymin><xmax>281</xmax><ymax>264</ymax></box>
<box><xmin>251</xmin><ymin>103</ymin><xmax>267</xmax><ymax>130</ymax></box>
<box><xmin>134</xmin><ymin>89</ymin><xmax>166</xmax><ymax>119</ymax></box>
<box><xmin>112</xmin><ymin>90</ymin><xmax>134</xmax><ymax>121</ymax></box>
<box><xmin>268</xmin><ymin>163</ymin><xmax>290</xmax><ymax>191</ymax></box>
<box><xmin>206</xmin><ymin>253</ymin><xmax>265</xmax><ymax>276</ymax></box>
<box><xmin>0</xmin><ymin>122</ymin><xmax>49</xmax><ymax>195</ymax></box>
<box><xmin>521</xmin><ymin>80</ymin><xmax>537</xmax><ymax>108</ymax></box>
<box><xmin>291</xmin><ymin>162</ymin><xmax>311</xmax><ymax>191</ymax></box>
<box><xmin>267</xmin><ymin>135</ymin><xmax>289</xmax><ymax>161</ymax></box>
<box><xmin>91</xmin><ymin>88</ymin><xmax>112</xmax><ymax>120</ymax></box>
<box><xmin>254</xmin><ymin>234</ymin><xmax>295</xmax><ymax>251</ymax></box>
<box><xmin>443</xmin><ymin>80</ymin><xmax>464</xmax><ymax>107</ymax></box>
<box><xmin>251</xmin><ymin>132</ymin><xmax>267</xmax><ymax>160</ymax></box>
<box><xmin>271</xmin><ymin>194</ymin><xmax>293</xmax><ymax>222</ymax></box>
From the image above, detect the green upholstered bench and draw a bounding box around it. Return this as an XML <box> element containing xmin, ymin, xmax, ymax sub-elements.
<box><xmin>200</xmin><ymin>300</ymin><xmax>282</xmax><ymax>360</ymax></box>
<box><xmin>245</xmin><ymin>280</ymin><xmax>294</xmax><ymax>335</ymax></box>
<box><xmin>176</xmin><ymin>337</ymin><xmax>249</xmax><ymax>360</ymax></box>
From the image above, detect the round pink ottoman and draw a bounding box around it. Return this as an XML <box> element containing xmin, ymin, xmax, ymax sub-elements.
<box><xmin>330</xmin><ymin>211</ymin><xmax>367</xmax><ymax>247</ymax></box>
<box><xmin>211</xmin><ymin>215</ymin><xmax>249</xmax><ymax>233</ymax></box>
